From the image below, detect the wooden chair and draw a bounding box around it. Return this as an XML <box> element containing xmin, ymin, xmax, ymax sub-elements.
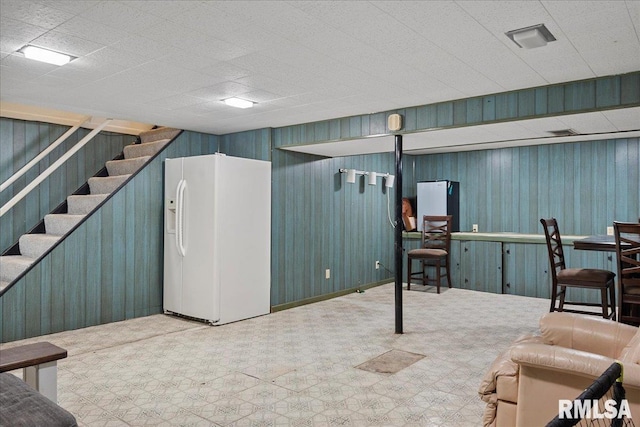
<box><xmin>614</xmin><ymin>221</ymin><xmax>640</xmax><ymax>326</ymax></box>
<box><xmin>407</xmin><ymin>215</ymin><xmax>452</xmax><ymax>294</ymax></box>
<box><xmin>540</xmin><ymin>218</ymin><xmax>616</xmax><ymax>319</ymax></box>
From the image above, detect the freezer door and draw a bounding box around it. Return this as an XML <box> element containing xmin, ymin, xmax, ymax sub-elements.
<box><xmin>180</xmin><ymin>155</ymin><xmax>220</xmax><ymax>322</ymax></box>
<box><xmin>163</xmin><ymin>158</ymin><xmax>183</xmax><ymax>314</ymax></box>
<box><xmin>416</xmin><ymin>181</ymin><xmax>448</xmax><ymax>231</ymax></box>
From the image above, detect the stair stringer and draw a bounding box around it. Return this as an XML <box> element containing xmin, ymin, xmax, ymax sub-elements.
<box><xmin>0</xmin><ymin>130</ymin><xmax>221</xmax><ymax>343</ymax></box>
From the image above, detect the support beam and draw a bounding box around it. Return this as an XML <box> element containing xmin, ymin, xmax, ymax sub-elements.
<box><xmin>395</xmin><ymin>134</ymin><xmax>403</xmax><ymax>334</ymax></box>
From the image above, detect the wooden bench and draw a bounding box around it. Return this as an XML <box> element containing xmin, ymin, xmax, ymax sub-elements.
<box><xmin>0</xmin><ymin>341</ymin><xmax>67</xmax><ymax>403</ymax></box>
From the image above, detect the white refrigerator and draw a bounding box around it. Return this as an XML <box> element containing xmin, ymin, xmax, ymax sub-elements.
<box><xmin>163</xmin><ymin>153</ymin><xmax>271</xmax><ymax>325</ymax></box>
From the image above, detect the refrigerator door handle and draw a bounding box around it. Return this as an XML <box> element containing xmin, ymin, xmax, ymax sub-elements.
<box><xmin>176</xmin><ymin>179</ymin><xmax>187</xmax><ymax>257</ymax></box>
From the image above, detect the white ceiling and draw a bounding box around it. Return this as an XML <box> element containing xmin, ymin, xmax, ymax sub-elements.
<box><xmin>1</xmin><ymin>1</ymin><xmax>639</xmax><ymax>154</ymax></box>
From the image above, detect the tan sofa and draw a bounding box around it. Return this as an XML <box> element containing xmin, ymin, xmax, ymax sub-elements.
<box><xmin>479</xmin><ymin>312</ymin><xmax>640</xmax><ymax>427</ymax></box>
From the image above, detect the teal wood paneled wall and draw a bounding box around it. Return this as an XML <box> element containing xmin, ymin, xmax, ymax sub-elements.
<box><xmin>401</xmin><ymin>138</ymin><xmax>639</xmax><ymax>302</ymax></box>
<box><xmin>274</xmin><ymin>72</ymin><xmax>640</xmax><ymax>148</ymax></box>
<box><xmin>0</xmin><ymin>131</ymin><xmax>216</xmax><ymax>342</ymax></box>
<box><xmin>269</xmin><ymin>149</ymin><xmax>396</xmax><ymax>306</ymax></box>
<box><xmin>0</xmin><ymin>118</ymin><xmax>131</xmax><ymax>251</ymax></box>
<box><xmin>404</xmin><ymin>138</ymin><xmax>640</xmax><ymax>235</ymax></box>
<box><xmin>219</xmin><ymin>129</ymin><xmax>271</xmax><ymax>161</ymax></box>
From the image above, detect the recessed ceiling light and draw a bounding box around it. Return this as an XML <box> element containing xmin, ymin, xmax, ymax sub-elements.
<box><xmin>223</xmin><ymin>97</ymin><xmax>255</xmax><ymax>109</ymax></box>
<box><xmin>505</xmin><ymin>24</ymin><xmax>556</xmax><ymax>49</ymax></box>
<box><xmin>19</xmin><ymin>45</ymin><xmax>74</xmax><ymax>66</ymax></box>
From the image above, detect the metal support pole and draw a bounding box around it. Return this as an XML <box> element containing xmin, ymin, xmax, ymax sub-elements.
<box><xmin>395</xmin><ymin>134</ymin><xmax>403</xmax><ymax>334</ymax></box>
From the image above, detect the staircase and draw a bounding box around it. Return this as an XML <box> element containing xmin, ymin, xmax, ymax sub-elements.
<box><xmin>0</xmin><ymin>127</ymin><xmax>180</xmax><ymax>292</ymax></box>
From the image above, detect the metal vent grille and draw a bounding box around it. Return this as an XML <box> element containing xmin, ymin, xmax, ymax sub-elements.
<box><xmin>547</xmin><ymin>129</ymin><xmax>579</xmax><ymax>137</ymax></box>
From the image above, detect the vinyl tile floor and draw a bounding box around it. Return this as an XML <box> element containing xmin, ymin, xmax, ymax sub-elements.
<box><xmin>1</xmin><ymin>283</ymin><xmax>550</xmax><ymax>426</ymax></box>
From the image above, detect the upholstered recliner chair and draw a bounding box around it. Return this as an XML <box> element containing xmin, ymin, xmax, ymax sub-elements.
<box><xmin>479</xmin><ymin>312</ymin><xmax>640</xmax><ymax>427</ymax></box>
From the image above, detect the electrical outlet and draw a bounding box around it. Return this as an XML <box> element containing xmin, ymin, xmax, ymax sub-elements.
<box><xmin>607</xmin><ymin>226</ymin><xmax>614</xmax><ymax>236</ymax></box>
<box><xmin>375</xmin><ymin>260</ymin><xmax>380</xmax><ymax>270</ymax></box>
<box><xmin>472</xmin><ymin>224</ymin><xmax>479</xmax><ymax>233</ymax></box>
<box><xmin>325</xmin><ymin>269</ymin><xmax>330</xmax><ymax>279</ymax></box>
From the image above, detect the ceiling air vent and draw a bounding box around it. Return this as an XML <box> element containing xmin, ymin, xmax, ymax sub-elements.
<box><xmin>547</xmin><ymin>129</ymin><xmax>579</xmax><ymax>137</ymax></box>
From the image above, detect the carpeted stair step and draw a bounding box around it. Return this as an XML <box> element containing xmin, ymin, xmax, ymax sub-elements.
<box><xmin>106</xmin><ymin>156</ymin><xmax>151</xmax><ymax>176</ymax></box>
<box><xmin>88</xmin><ymin>175</ymin><xmax>130</xmax><ymax>194</ymax></box>
<box><xmin>67</xmin><ymin>194</ymin><xmax>108</xmax><ymax>214</ymax></box>
<box><xmin>19</xmin><ymin>234</ymin><xmax>61</xmax><ymax>259</ymax></box>
<box><xmin>123</xmin><ymin>139</ymin><xmax>171</xmax><ymax>159</ymax></box>
<box><xmin>0</xmin><ymin>255</ymin><xmax>35</xmax><ymax>283</ymax></box>
<box><xmin>44</xmin><ymin>214</ymin><xmax>85</xmax><ymax>236</ymax></box>
<box><xmin>139</xmin><ymin>127</ymin><xmax>180</xmax><ymax>144</ymax></box>
<box><xmin>0</xmin><ymin>281</ymin><xmax>9</xmax><ymax>292</ymax></box>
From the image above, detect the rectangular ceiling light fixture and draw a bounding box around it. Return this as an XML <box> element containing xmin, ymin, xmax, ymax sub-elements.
<box><xmin>505</xmin><ymin>24</ymin><xmax>556</xmax><ymax>49</ymax></box>
<box><xmin>223</xmin><ymin>97</ymin><xmax>255</xmax><ymax>109</ymax></box>
<box><xmin>20</xmin><ymin>45</ymin><xmax>74</xmax><ymax>65</ymax></box>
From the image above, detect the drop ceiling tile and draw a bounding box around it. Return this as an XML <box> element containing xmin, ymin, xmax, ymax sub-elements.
<box><xmin>457</xmin><ymin>1</ymin><xmax>553</xmax><ymax>34</ymax></box>
<box><xmin>83</xmin><ymin>46</ymin><xmax>152</xmax><ymax>68</ymax></box>
<box><xmin>46</xmin><ymin>57</ymin><xmax>127</xmax><ymax>83</ymax></box>
<box><xmin>108</xmin><ymin>35</ymin><xmax>182</xmax><ymax>61</ymax></box>
<box><xmin>525</xmin><ymin>51</ymin><xmax>595</xmax><ymax>84</ymax></box>
<box><xmin>30</xmin><ymin>29</ymin><xmax>104</xmax><ymax>57</ymax></box>
<box><xmin>186</xmin><ymin>81</ymin><xmax>253</xmax><ymax>102</ymax></box>
<box><xmin>581</xmin><ymin>43</ymin><xmax>640</xmax><ymax>75</ymax></box>
<box><xmin>542</xmin><ymin>1</ymin><xmax>630</xmax><ymax>26</ymax></box>
<box><xmin>53</xmin><ymin>16</ymin><xmax>129</xmax><ymax>45</ymax></box>
<box><xmin>127</xmin><ymin>0</ymin><xmax>202</xmax><ymax>20</ymax></box>
<box><xmin>0</xmin><ymin>16</ymin><xmax>48</xmax><ymax>44</ymax></box>
<box><xmin>260</xmin><ymin>43</ymin><xmax>324</xmax><ymax>72</ymax></box>
<box><xmin>128</xmin><ymin>60</ymin><xmax>206</xmax><ymax>82</ymax></box>
<box><xmin>38</xmin><ymin>1</ymin><xmax>100</xmax><ymax>15</ymax></box>
<box><xmin>236</xmin><ymin>90</ymin><xmax>282</xmax><ymax>104</ymax></box>
<box><xmin>0</xmin><ymin>1</ymin><xmax>75</xmax><ymax>29</ymax></box>
<box><xmin>0</xmin><ymin>65</ymin><xmax>44</xmax><ymax>86</ymax></box>
<box><xmin>628</xmin><ymin>0</ymin><xmax>640</xmax><ymax>23</ymax></box>
<box><xmin>234</xmin><ymin>75</ymin><xmax>304</xmax><ymax>98</ymax></box>
<box><xmin>174</xmin><ymin>5</ymin><xmax>258</xmax><ymax>39</ymax></box>
<box><xmin>1</xmin><ymin>53</ymin><xmax>59</xmax><ymax>77</ymax></box>
<box><xmin>484</xmin><ymin>122</ymin><xmax>543</xmax><ymax>140</ymax></box>
<box><xmin>228</xmin><ymin>52</ymin><xmax>282</xmax><ymax>75</ymax></box>
<box><xmin>175</xmin><ymin>101</ymin><xmax>232</xmax><ymax>116</ymax></box>
<box><xmin>141</xmin><ymin>94</ymin><xmax>205</xmax><ymax>110</ymax></box>
<box><xmin>601</xmin><ymin>108</ymin><xmax>640</xmax><ymax>132</ymax></box>
<box><xmin>218</xmin><ymin>1</ymin><xmax>325</xmax><ymax>43</ymax></box>
<box><xmin>556</xmin><ymin>112</ymin><xmax>617</xmax><ymax>134</ymax></box>
<box><xmin>516</xmin><ymin>116</ymin><xmax>571</xmax><ymax>134</ymax></box>
<box><xmin>0</xmin><ymin>37</ymin><xmax>27</xmax><ymax>57</ymax></box>
<box><xmin>77</xmin><ymin>1</ymin><xmax>165</xmax><ymax>32</ymax></box>
<box><xmin>157</xmin><ymin>75</ymin><xmax>223</xmax><ymax>95</ymax></box>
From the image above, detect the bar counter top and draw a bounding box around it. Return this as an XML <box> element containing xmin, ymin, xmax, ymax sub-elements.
<box><xmin>403</xmin><ymin>231</ymin><xmax>587</xmax><ymax>244</ymax></box>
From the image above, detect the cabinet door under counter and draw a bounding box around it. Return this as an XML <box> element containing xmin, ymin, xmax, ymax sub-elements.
<box><xmin>403</xmin><ymin>231</ymin><xmax>608</xmax><ymax>302</ymax></box>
